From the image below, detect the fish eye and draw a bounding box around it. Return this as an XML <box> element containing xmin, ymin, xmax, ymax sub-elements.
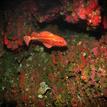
<box><xmin>58</xmin><ymin>40</ymin><xmax>63</xmax><ymax>44</ymax></box>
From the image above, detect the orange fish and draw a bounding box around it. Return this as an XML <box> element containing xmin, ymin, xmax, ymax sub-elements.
<box><xmin>23</xmin><ymin>31</ymin><xmax>67</xmax><ymax>48</ymax></box>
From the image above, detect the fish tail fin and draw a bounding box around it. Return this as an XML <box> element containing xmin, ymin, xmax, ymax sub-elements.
<box><xmin>23</xmin><ymin>36</ymin><xmax>31</xmax><ymax>46</ymax></box>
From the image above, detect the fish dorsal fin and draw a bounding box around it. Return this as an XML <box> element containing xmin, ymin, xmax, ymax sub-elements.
<box><xmin>43</xmin><ymin>42</ymin><xmax>52</xmax><ymax>48</ymax></box>
<box><xmin>31</xmin><ymin>32</ymin><xmax>38</xmax><ymax>37</ymax></box>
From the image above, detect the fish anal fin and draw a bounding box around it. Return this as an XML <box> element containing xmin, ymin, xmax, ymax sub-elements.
<box><xmin>43</xmin><ymin>43</ymin><xmax>52</xmax><ymax>48</ymax></box>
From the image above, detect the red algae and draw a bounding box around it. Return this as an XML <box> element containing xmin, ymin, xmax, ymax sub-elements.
<box><xmin>0</xmin><ymin>0</ymin><xmax>107</xmax><ymax>106</ymax></box>
<box><xmin>19</xmin><ymin>72</ymin><xmax>25</xmax><ymax>90</ymax></box>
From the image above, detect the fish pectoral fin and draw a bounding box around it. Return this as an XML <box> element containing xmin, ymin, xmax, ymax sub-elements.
<box><xmin>43</xmin><ymin>43</ymin><xmax>52</xmax><ymax>48</ymax></box>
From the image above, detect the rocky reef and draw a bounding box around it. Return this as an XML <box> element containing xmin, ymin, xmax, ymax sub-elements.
<box><xmin>0</xmin><ymin>31</ymin><xmax>107</xmax><ymax>106</ymax></box>
<box><xmin>0</xmin><ymin>0</ymin><xmax>107</xmax><ymax>107</ymax></box>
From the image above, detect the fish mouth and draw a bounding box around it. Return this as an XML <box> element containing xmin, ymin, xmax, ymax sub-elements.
<box><xmin>63</xmin><ymin>40</ymin><xmax>67</xmax><ymax>46</ymax></box>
